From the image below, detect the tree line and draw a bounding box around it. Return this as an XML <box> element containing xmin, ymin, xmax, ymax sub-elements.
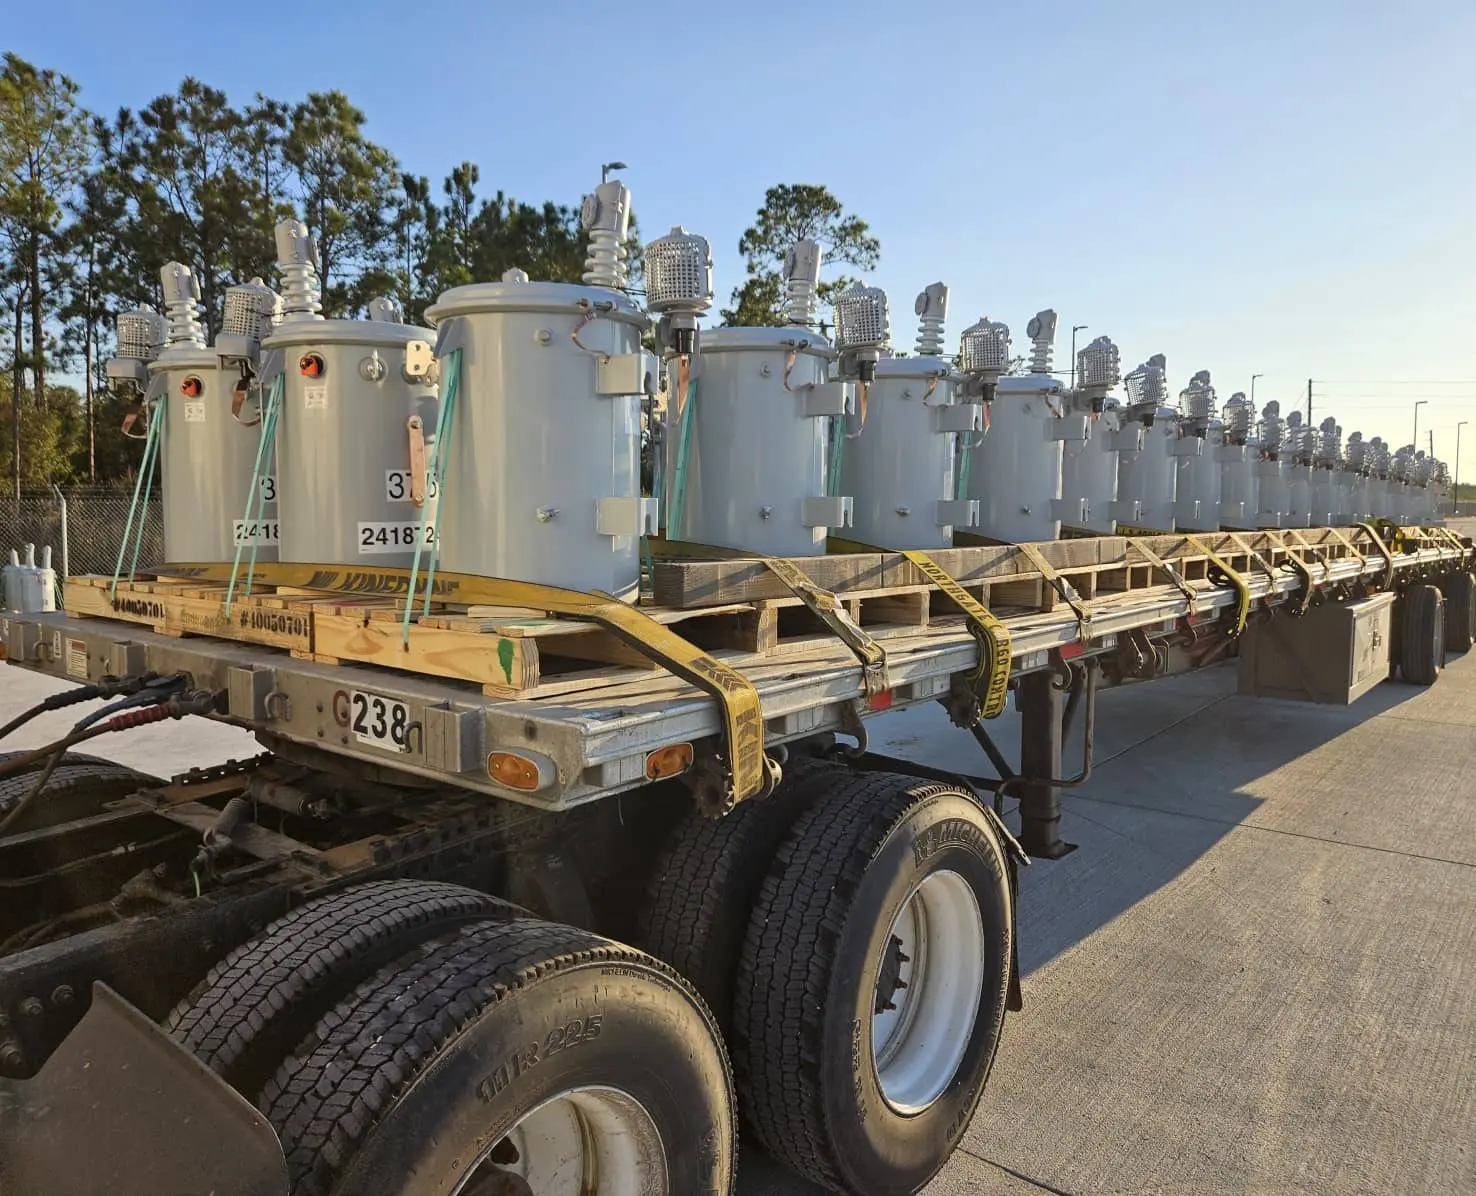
<box><xmin>0</xmin><ymin>52</ymin><xmax>881</xmax><ymax>494</ymax></box>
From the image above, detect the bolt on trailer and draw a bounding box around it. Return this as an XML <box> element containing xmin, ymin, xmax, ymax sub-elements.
<box><xmin>2</xmin><ymin>182</ymin><xmax>1474</xmax><ymax>1196</ymax></box>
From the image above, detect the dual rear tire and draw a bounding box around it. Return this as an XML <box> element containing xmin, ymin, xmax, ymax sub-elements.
<box><xmin>166</xmin><ymin>881</ymin><xmax>735</xmax><ymax>1195</ymax></box>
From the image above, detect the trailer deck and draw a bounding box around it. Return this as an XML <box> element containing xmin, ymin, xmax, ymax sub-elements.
<box><xmin>1</xmin><ymin>525</ymin><xmax>1464</xmax><ymax>812</ymax></box>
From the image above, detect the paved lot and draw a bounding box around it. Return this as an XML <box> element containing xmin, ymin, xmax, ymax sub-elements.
<box><xmin>3</xmin><ymin>641</ymin><xmax>1474</xmax><ymax>1194</ymax></box>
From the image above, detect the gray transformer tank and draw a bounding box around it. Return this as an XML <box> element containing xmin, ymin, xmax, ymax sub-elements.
<box><xmin>262</xmin><ymin>319</ymin><xmax>440</xmax><ymax>566</ymax></box>
<box><xmin>426</xmin><ymin>279</ymin><xmax>657</xmax><ymax>598</ymax></box>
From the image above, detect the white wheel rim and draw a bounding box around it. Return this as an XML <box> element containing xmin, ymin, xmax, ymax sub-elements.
<box><xmin>871</xmin><ymin>869</ymin><xmax>986</xmax><ymax>1114</ymax></box>
<box><xmin>454</xmin><ymin>1085</ymin><xmax>667</xmax><ymax>1196</ymax></box>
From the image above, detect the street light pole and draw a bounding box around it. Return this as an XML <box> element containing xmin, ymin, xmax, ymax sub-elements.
<box><xmin>1413</xmin><ymin>400</ymin><xmax>1428</xmax><ymax>449</ymax></box>
<box><xmin>1070</xmin><ymin>324</ymin><xmax>1087</xmax><ymax>384</ymax></box>
<box><xmin>1456</xmin><ymin>421</ymin><xmax>1468</xmax><ymax>515</ymax></box>
<box><xmin>600</xmin><ymin>160</ymin><xmax>628</xmax><ymax>184</ymax></box>
<box><xmin>1250</xmin><ymin>373</ymin><xmax>1263</xmax><ymax>405</ymax></box>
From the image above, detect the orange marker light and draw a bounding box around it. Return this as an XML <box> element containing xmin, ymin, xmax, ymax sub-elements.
<box><xmin>487</xmin><ymin>752</ymin><xmax>542</xmax><ymax>791</ymax></box>
<box><xmin>180</xmin><ymin>376</ymin><xmax>203</xmax><ymax>398</ymax></box>
<box><xmin>299</xmin><ymin>353</ymin><xmax>324</xmax><ymax>377</ymax></box>
<box><xmin>645</xmin><ymin>742</ymin><xmax>694</xmax><ymax>780</ymax></box>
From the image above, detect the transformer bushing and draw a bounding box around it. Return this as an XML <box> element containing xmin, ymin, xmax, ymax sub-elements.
<box><xmin>1341</xmin><ymin>431</ymin><xmax>1369</xmax><ymax>523</ymax></box>
<box><xmin>1309</xmin><ymin>416</ymin><xmax>1341</xmax><ymax>526</ymax></box>
<box><xmin>1255</xmin><ymin>400</ymin><xmax>1288</xmax><ymax>528</ymax></box>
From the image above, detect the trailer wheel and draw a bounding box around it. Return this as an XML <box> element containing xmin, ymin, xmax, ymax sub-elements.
<box><xmin>0</xmin><ymin>759</ymin><xmax>156</xmax><ymax>825</ymax></box>
<box><xmin>1441</xmin><ymin>570</ymin><xmax>1476</xmax><ymax>652</ymax></box>
<box><xmin>733</xmin><ymin>773</ymin><xmax>1012</xmax><ymax>1194</ymax></box>
<box><xmin>1400</xmin><ymin>584</ymin><xmax>1445</xmax><ymax>685</ymax></box>
<box><xmin>259</xmin><ymin>919</ymin><xmax>735</xmax><ymax>1196</ymax></box>
<box><xmin>167</xmin><ymin>879</ymin><xmax>516</xmax><ymax>1097</ymax></box>
<box><xmin>637</xmin><ymin>757</ymin><xmax>843</xmax><ymax>1032</ymax></box>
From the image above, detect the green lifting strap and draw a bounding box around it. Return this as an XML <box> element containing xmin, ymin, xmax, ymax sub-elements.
<box><xmin>111</xmin><ymin>382</ymin><xmax>167</xmax><ymax>601</ymax></box>
<box><xmin>224</xmin><ymin>373</ymin><xmax>284</xmax><ymax>617</ymax></box>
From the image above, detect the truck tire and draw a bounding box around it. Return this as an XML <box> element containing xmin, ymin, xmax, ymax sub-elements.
<box><xmin>0</xmin><ymin>749</ymin><xmax>118</xmax><ymax>775</ymax></box>
<box><xmin>1441</xmin><ymin>570</ymin><xmax>1476</xmax><ymax>652</ymax></box>
<box><xmin>733</xmin><ymin>773</ymin><xmax>1012</xmax><ymax>1194</ymax></box>
<box><xmin>167</xmin><ymin>879</ymin><xmax>517</xmax><ymax>1098</ymax></box>
<box><xmin>1400</xmin><ymin>584</ymin><xmax>1445</xmax><ymax>685</ymax></box>
<box><xmin>259</xmin><ymin>918</ymin><xmax>736</xmax><ymax>1196</ymax></box>
<box><xmin>637</xmin><ymin>757</ymin><xmax>843</xmax><ymax>1032</ymax></box>
<box><xmin>0</xmin><ymin>759</ymin><xmax>156</xmax><ymax>823</ymax></box>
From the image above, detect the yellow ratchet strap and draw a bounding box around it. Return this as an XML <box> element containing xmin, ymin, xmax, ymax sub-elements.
<box><xmin>1125</xmin><ymin>538</ymin><xmax>1197</xmax><ymax>606</ymax></box>
<box><xmin>164</xmin><ymin>561</ymin><xmax>769</xmax><ymax>805</ymax></box>
<box><xmin>758</xmin><ymin>557</ymin><xmax>890</xmax><ymax>696</ymax></box>
<box><xmin>1013</xmin><ymin>541</ymin><xmax>1093</xmax><ymax>639</ymax></box>
<box><xmin>1181</xmin><ymin>536</ymin><xmax>1251</xmax><ymax>636</ymax></box>
<box><xmin>1355</xmin><ymin>522</ymin><xmax>1396</xmax><ymax>589</ymax></box>
<box><xmin>900</xmin><ymin>550</ymin><xmax>1012</xmax><ymax>720</ymax></box>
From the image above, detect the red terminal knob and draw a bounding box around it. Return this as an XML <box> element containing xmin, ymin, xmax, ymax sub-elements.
<box><xmin>180</xmin><ymin>376</ymin><xmax>204</xmax><ymax>398</ymax></box>
<box><xmin>300</xmin><ymin>353</ymin><xmax>325</xmax><ymax>378</ymax></box>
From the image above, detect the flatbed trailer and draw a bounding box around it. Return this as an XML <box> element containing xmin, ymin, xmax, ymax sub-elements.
<box><xmin>0</xmin><ymin>521</ymin><xmax>1470</xmax><ymax>1196</ymax></box>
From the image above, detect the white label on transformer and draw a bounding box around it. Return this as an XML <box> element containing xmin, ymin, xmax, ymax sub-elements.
<box><xmin>357</xmin><ymin>521</ymin><xmax>436</xmax><ymax>554</ymax></box>
<box><xmin>66</xmin><ymin>637</ymin><xmax>88</xmax><ymax>678</ymax></box>
<box><xmin>303</xmin><ymin>384</ymin><xmax>328</xmax><ymax>410</ymax></box>
<box><xmin>183</xmin><ymin>401</ymin><xmax>206</xmax><ymax>423</ymax></box>
<box><xmin>233</xmin><ymin>519</ymin><xmax>281</xmax><ymax>546</ymax></box>
<box><xmin>385</xmin><ymin>470</ymin><xmax>439</xmax><ymax>503</ymax></box>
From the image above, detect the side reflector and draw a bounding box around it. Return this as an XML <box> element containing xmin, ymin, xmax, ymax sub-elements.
<box><xmin>487</xmin><ymin>751</ymin><xmax>554</xmax><ymax>792</ymax></box>
<box><xmin>866</xmin><ymin>689</ymin><xmax>894</xmax><ymax>712</ymax></box>
<box><xmin>645</xmin><ymin>742</ymin><xmax>694</xmax><ymax>780</ymax></box>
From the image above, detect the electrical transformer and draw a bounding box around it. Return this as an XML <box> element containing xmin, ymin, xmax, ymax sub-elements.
<box><xmin>263</xmin><ymin>221</ymin><xmax>440</xmax><ymax>568</ymax></box>
<box><xmin>1367</xmin><ymin>438</ymin><xmax>1392</xmax><ymax>520</ymax></box>
<box><xmin>428</xmin><ymin>181</ymin><xmax>658</xmax><ymax>596</ymax></box>
<box><xmin>1114</xmin><ymin>354</ymin><xmax>1178</xmax><ymax>533</ymax></box>
<box><xmin>661</xmin><ymin>239</ymin><xmax>865</xmax><ymax>557</ymax></box>
<box><xmin>107</xmin><ymin>263</ymin><xmax>276</xmax><ymax>563</ymax></box>
<box><xmin>1217</xmin><ymin>392</ymin><xmax>1259</xmax><ymax>530</ymax></box>
<box><xmin>1309</xmin><ymin>417</ymin><xmax>1341</xmax><ymax>526</ymax></box>
<box><xmin>967</xmin><ymin>309</ymin><xmax>1087</xmax><ymax>543</ymax></box>
<box><xmin>1172</xmin><ymin>370</ymin><xmax>1221</xmax><ymax>533</ymax></box>
<box><xmin>840</xmin><ymin>283</ymin><xmax>980</xmax><ymax>549</ymax></box>
<box><xmin>1282</xmin><ymin>411</ymin><xmax>1314</xmax><ymax>528</ymax></box>
<box><xmin>1255</xmin><ymin>401</ymin><xmax>1288</xmax><ymax>528</ymax></box>
<box><xmin>1341</xmin><ymin>432</ymin><xmax>1370</xmax><ymax>523</ymax></box>
<box><xmin>1058</xmin><ymin>336</ymin><xmax>1124</xmax><ymax>535</ymax></box>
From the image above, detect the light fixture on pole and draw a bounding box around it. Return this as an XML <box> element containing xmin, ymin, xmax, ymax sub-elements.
<box><xmin>1456</xmin><ymin>420</ymin><xmax>1468</xmax><ymax>515</ymax></box>
<box><xmin>1070</xmin><ymin>324</ymin><xmax>1087</xmax><ymax>383</ymax></box>
<box><xmin>1413</xmin><ymin>399</ymin><xmax>1428</xmax><ymax>448</ymax></box>
<box><xmin>1250</xmin><ymin>373</ymin><xmax>1263</xmax><ymax>404</ymax></box>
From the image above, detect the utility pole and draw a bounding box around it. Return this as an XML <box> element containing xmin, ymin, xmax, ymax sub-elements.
<box><xmin>1456</xmin><ymin>421</ymin><xmax>1467</xmax><ymax>515</ymax></box>
<box><xmin>1306</xmin><ymin>378</ymin><xmax>1313</xmax><ymax>423</ymax></box>
<box><xmin>1429</xmin><ymin>430</ymin><xmax>1435</xmax><ymax>457</ymax></box>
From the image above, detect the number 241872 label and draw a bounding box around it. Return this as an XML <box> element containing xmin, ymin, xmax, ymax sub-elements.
<box><xmin>357</xmin><ymin>522</ymin><xmax>436</xmax><ymax>553</ymax></box>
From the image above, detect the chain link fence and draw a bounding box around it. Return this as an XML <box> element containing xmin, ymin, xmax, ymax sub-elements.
<box><xmin>1</xmin><ymin>487</ymin><xmax>163</xmax><ymax>578</ymax></box>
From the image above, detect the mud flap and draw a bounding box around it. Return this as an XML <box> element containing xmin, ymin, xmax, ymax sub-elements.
<box><xmin>0</xmin><ymin>982</ymin><xmax>287</xmax><ymax>1196</ymax></box>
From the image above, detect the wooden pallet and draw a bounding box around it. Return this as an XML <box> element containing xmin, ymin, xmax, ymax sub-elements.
<box><xmin>62</xmin><ymin>574</ymin><xmax>935</xmax><ymax>700</ymax></box>
<box><xmin>651</xmin><ymin>528</ymin><xmax>1368</xmax><ymax>610</ymax></box>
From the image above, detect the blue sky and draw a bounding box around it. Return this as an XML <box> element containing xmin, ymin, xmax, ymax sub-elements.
<box><xmin>11</xmin><ymin>0</ymin><xmax>1476</xmax><ymax>469</ymax></box>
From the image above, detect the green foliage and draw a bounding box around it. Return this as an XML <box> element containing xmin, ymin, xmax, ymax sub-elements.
<box><xmin>722</xmin><ymin>183</ymin><xmax>880</xmax><ymax>326</ymax></box>
<box><xmin>0</xmin><ymin>55</ymin><xmax>864</xmax><ymax>489</ymax></box>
